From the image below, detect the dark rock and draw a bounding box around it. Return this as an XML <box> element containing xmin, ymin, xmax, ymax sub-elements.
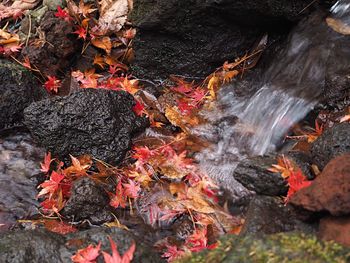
<box><xmin>311</xmin><ymin>123</ymin><xmax>350</xmax><ymax>169</ymax></box>
<box><xmin>24</xmin><ymin>89</ymin><xmax>148</xmax><ymax>164</ymax></box>
<box><xmin>0</xmin><ymin>60</ymin><xmax>45</xmax><ymax>130</ymax></box>
<box><xmin>0</xmin><ymin>227</ymin><xmax>163</xmax><ymax>263</ymax></box>
<box><xmin>62</xmin><ymin>177</ymin><xmax>113</xmax><ymax>223</ymax></box>
<box><xmin>179</xmin><ymin>232</ymin><xmax>350</xmax><ymax>262</ymax></box>
<box><xmin>131</xmin><ymin>0</ymin><xmax>310</xmax><ymax>81</ymax></box>
<box><xmin>0</xmin><ymin>132</ymin><xmax>44</xmax><ymax>231</ymax></box>
<box><xmin>319</xmin><ymin>215</ymin><xmax>350</xmax><ymax>247</ymax></box>
<box><xmin>241</xmin><ymin>195</ymin><xmax>314</xmax><ymax>235</ymax></box>
<box><xmin>286</xmin><ymin>151</ymin><xmax>315</xmax><ymax>180</ymax></box>
<box><xmin>21</xmin><ymin>11</ymin><xmax>79</xmax><ymax>76</ymax></box>
<box><xmin>0</xmin><ymin>229</ymin><xmax>69</xmax><ymax>263</ymax></box>
<box><xmin>233</xmin><ymin>155</ymin><xmax>288</xmax><ymax>196</ymax></box>
<box><xmin>290</xmin><ymin>153</ymin><xmax>350</xmax><ymax>216</ymax></box>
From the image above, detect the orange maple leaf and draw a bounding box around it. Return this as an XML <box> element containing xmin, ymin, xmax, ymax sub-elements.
<box><xmin>102</xmin><ymin>237</ymin><xmax>136</xmax><ymax>263</ymax></box>
<box><xmin>71</xmin><ymin>242</ymin><xmax>101</xmax><ymax>263</ymax></box>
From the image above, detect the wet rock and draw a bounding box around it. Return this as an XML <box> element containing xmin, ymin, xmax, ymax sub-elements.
<box><xmin>179</xmin><ymin>232</ymin><xmax>350</xmax><ymax>262</ymax></box>
<box><xmin>311</xmin><ymin>123</ymin><xmax>350</xmax><ymax>169</ymax></box>
<box><xmin>319</xmin><ymin>215</ymin><xmax>350</xmax><ymax>247</ymax></box>
<box><xmin>0</xmin><ymin>229</ymin><xmax>69</xmax><ymax>263</ymax></box>
<box><xmin>0</xmin><ymin>227</ymin><xmax>163</xmax><ymax>263</ymax></box>
<box><xmin>62</xmin><ymin>177</ymin><xmax>113</xmax><ymax>223</ymax></box>
<box><xmin>0</xmin><ymin>132</ymin><xmax>44</xmax><ymax>231</ymax></box>
<box><xmin>0</xmin><ymin>60</ymin><xmax>45</xmax><ymax>130</ymax></box>
<box><xmin>21</xmin><ymin>11</ymin><xmax>79</xmax><ymax>76</ymax></box>
<box><xmin>290</xmin><ymin>153</ymin><xmax>350</xmax><ymax>216</ymax></box>
<box><xmin>131</xmin><ymin>0</ymin><xmax>309</xmax><ymax>81</ymax></box>
<box><xmin>233</xmin><ymin>155</ymin><xmax>288</xmax><ymax>196</ymax></box>
<box><xmin>66</xmin><ymin>227</ymin><xmax>163</xmax><ymax>263</ymax></box>
<box><xmin>24</xmin><ymin>89</ymin><xmax>147</xmax><ymax>164</ymax></box>
<box><xmin>240</xmin><ymin>195</ymin><xmax>314</xmax><ymax>235</ymax></box>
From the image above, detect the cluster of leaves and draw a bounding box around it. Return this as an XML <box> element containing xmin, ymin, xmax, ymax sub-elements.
<box><xmin>0</xmin><ymin>0</ymin><xmax>39</xmax><ymax>21</ymax></box>
<box><xmin>37</xmin><ymin>152</ymin><xmax>93</xmax><ymax>216</ymax></box>
<box><xmin>0</xmin><ymin>26</ymin><xmax>22</xmax><ymax>56</ymax></box>
<box><xmin>268</xmin><ymin>155</ymin><xmax>312</xmax><ymax>202</ymax></box>
<box><xmin>71</xmin><ymin>236</ymin><xmax>135</xmax><ymax>263</ymax></box>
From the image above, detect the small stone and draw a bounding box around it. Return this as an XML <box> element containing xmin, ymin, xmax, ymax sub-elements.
<box><xmin>233</xmin><ymin>155</ymin><xmax>288</xmax><ymax>196</ymax></box>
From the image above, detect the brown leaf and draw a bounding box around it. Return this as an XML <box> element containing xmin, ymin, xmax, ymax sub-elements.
<box><xmin>326</xmin><ymin>17</ymin><xmax>350</xmax><ymax>35</ymax></box>
<box><xmin>96</xmin><ymin>0</ymin><xmax>132</xmax><ymax>34</ymax></box>
<box><xmin>91</xmin><ymin>36</ymin><xmax>112</xmax><ymax>54</ymax></box>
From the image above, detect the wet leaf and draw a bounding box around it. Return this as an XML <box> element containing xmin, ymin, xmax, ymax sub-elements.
<box><xmin>42</xmin><ymin>220</ymin><xmax>77</xmax><ymax>235</ymax></box>
<box><xmin>91</xmin><ymin>36</ymin><xmax>112</xmax><ymax>54</ymax></box>
<box><xmin>326</xmin><ymin>17</ymin><xmax>350</xmax><ymax>35</ymax></box>
<box><xmin>102</xmin><ymin>237</ymin><xmax>136</xmax><ymax>263</ymax></box>
<box><xmin>71</xmin><ymin>242</ymin><xmax>101</xmax><ymax>263</ymax></box>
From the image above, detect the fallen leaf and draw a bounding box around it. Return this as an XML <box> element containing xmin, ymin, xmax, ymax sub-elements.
<box><xmin>91</xmin><ymin>36</ymin><xmax>112</xmax><ymax>54</ymax></box>
<box><xmin>71</xmin><ymin>242</ymin><xmax>101</xmax><ymax>263</ymax></box>
<box><xmin>102</xmin><ymin>237</ymin><xmax>136</xmax><ymax>263</ymax></box>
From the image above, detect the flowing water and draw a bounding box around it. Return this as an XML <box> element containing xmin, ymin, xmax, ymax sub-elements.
<box><xmin>0</xmin><ymin>130</ymin><xmax>44</xmax><ymax>231</ymax></box>
<box><xmin>195</xmin><ymin>0</ymin><xmax>350</xmax><ymax>202</ymax></box>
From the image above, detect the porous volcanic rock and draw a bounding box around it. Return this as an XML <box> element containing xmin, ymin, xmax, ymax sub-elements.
<box><xmin>61</xmin><ymin>177</ymin><xmax>113</xmax><ymax>223</ymax></box>
<box><xmin>290</xmin><ymin>153</ymin><xmax>350</xmax><ymax>216</ymax></box>
<box><xmin>0</xmin><ymin>227</ymin><xmax>163</xmax><ymax>263</ymax></box>
<box><xmin>319</xmin><ymin>215</ymin><xmax>350</xmax><ymax>247</ymax></box>
<box><xmin>24</xmin><ymin>88</ymin><xmax>148</xmax><ymax>164</ymax></box>
<box><xmin>0</xmin><ymin>60</ymin><xmax>45</xmax><ymax>130</ymax></box>
<box><xmin>21</xmin><ymin>11</ymin><xmax>79</xmax><ymax>76</ymax></box>
<box><xmin>240</xmin><ymin>195</ymin><xmax>314</xmax><ymax>235</ymax></box>
<box><xmin>311</xmin><ymin>123</ymin><xmax>350</xmax><ymax>169</ymax></box>
<box><xmin>130</xmin><ymin>0</ymin><xmax>311</xmax><ymax>81</ymax></box>
<box><xmin>233</xmin><ymin>155</ymin><xmax>288</xmax><ymax>196</ymax></box>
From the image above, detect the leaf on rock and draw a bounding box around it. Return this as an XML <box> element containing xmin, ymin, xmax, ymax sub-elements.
<box><xmin>71</xmin><ymin>242</ymin><xmax>101</xmax><ymax>263</ymax></box>
<box><xmin>42</xmin><ymin>220</ymin><xmax>77</xmax><ymax>235</ymax></box>
<box><xmin>102</xmin><ymin>237</ymin><xmax>136</xmax><ymax>263</ymax></box>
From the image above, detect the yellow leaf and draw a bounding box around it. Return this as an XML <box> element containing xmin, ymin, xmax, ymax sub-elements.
<box><xmin>207</xmin><ymin>75</ymin><xmax>220</xmax><ymax>100</ymax></box>
<box><xmin>93</xmin><ymin>54</ymin><xmax>106</xmax><ymax>68</ymax></box>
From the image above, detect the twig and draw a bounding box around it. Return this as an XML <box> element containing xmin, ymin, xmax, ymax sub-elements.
<box><xmin>25</xmin><ymin>14</ymin><xmax>31</xmax><ymax>47</ymax></box>
<box><xmin>298</xmin><ymin>0</ymin><xmax>318</xmax><ymax>14</ymax></box>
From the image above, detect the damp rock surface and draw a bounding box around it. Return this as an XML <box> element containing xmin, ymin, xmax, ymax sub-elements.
<box><xmin>311</xmin><ymin>123</ymin><xmax>350</xmax><ymax>169</ymax></box>
<box><xmin>0</xmin><ymin>59</ymin><xmax>45</xmax><ymax>130</ymax></box>
<box><xmin>233</xmin><ymin>155</ymin><xmax>288</xmax><ymax>196</ymax></box>
<box><xmin>24</xmin><ymin>89</ymin><xmax>148</xmax><ymax>164</ymax></box>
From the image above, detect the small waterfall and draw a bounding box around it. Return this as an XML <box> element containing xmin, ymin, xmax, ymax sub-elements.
<box><xmin>194</xmin><ymin>0</ymin><xmax>350</xmax><ymax>200</ymax></box>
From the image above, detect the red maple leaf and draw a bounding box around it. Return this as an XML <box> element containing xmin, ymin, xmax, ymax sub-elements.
<box><xmin>44</xmin><ymin>76</ymin><xmax>61</xmax><ymax>93</ymax></box>
<box><xmin>132</xmin><ymin>146</ymin><xmax>153</xmax><ymax>163</ymax></box>
<box><xmin>132</xmin><ymin>100</ymin><xmax>145</xmax><ymax>116</ymax></box>
<box><xmin>161</xmin><ymin>245</ymin><xmax>186</xmax><ymax>262</ymax></box>
<box><xmin>43</xmin><ymin>220</ymin><xmax>77</xmax><ymax>235</ymax></box>
<box><xmin>74</xmin><ymin>26</ymin><xmax>87</xmax><ymax>40</ymax></box>
<box><xmin>189</xmin><ymin>88</ymin><xmax>206</xmax><ymax>104</ymax></box>
<box><xmin>110</xmin><ymin>181</ymin><xmax>127</xmax><ymax>208</ymax></box>
<box><xmin>71</xmin><ymin>242</ymin><xmax>101</xmax><ymax>263</ymax></box>
<box><xmin>55</xmin><ymin>6</ymin><xmax>72</xmax><ymax>22</ymax></box>
<box><xmin>185</xmin><ymin>227</ymin><xmax>208</xmax><ymax>252</ymax></box>
<box><xmin>40</xmin><ymin>152</ymin><xmax>54</xmax><ymax>174</ymax></box>
<box><xmin>37</xmin><ymin>171</ymin><xmax>65</xmax><ymax>198</ymax></box>
<box><xmin>285</xmin><ymin>169</ymin><xmax>312</xmax><ymax>203</ymax></box>
<box><xmin>177</xmin><ymin>99</ymin><xmax>195</xmax><ymax>115</ymax></box>
<box><xmin>123</xmin><ymin>179</ymin><xmax>141</xmax><ymax>199</ymax></box>
<box><xmin>102</xmin><ymin>237</ymin><xmax>136</xmax><ymax>263</ymax></box>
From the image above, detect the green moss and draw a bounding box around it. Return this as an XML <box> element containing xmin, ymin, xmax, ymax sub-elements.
<box><xmin>177</xmin><ymin>233</ymin><xmax>350</xmax><ymax>263</ymax></box>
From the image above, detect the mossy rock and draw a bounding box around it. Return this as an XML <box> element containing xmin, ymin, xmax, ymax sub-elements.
<box><xmin>178</xmin><ymin>233</ymin><xmax>350</xmax><ymax>263</ymax></box>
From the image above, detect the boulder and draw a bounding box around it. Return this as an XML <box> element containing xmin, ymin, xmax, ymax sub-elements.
<box><xmin>0</xmin><ymin>227</ymin><xmax>163</xmax><ymax>263</ymax></box>
<box><xmin>311</xmin><ymin>123</ymin><xmax>350</xmax><ymax>169</ymax></box>
<box><xmin>0</xmin><ymin>60</ymin><xmax>45</xmax><ymax>130</ymax></box>
<box><xmin>233</xmin><ymin>155</ymin><xmax>288</xmax><ymax>196</ymax></box>
<box><xmin>130</xmin><ymin>0</ymin><xmax>310</xmax><ymax>81</ymax></box>
<box><xmin>240</xmin><ymin>195</ymin><xmax>314</xmax><ymax>235</ymax></box>
<box><xmin>62</xmin><ymin>177</ymin><xmax>113</xmax><ymax>224</ymax></box>
<box><xmin>319</xmin><ymin>215</ymin><xmax>350</xmax><ymax>247</ymax></box>
<box><xmin>290</xmin><ymin>153</ymin><xmax>350</xmax><ymax>216</ymax></box>
<box><xmin>21</xmin><ymin>11</ymin><xmax>79</xmax><ymax>76</ymax></box>
<box><xmin>24</xmin><ymin>89</ymin><xmax>148</xmax><ymax>164</ymax></box>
